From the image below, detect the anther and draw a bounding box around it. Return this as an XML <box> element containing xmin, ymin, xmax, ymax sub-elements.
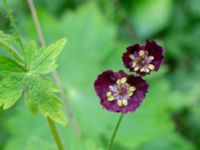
<box><xmin>106</xmin><ymin>92</ymin><xmax>112</xmax><ymax>97</ymax></box>
<box><xmin>122</xmin><ymin>99</ymin><xmax>128</xmax><ymax>106</ymax></box>
<box><xmin>129</xmin><ymin>86</ymin><xmax>136</xmax><ymax>92</ymax></box>
<box><xmin>117</xmin><ymin>100</ymin><xmax>123</xmax><ymax>107</ymax></box>
<box><xmin>121</xmin><ymin>77</ymin><xmax>127</xmax><ymax>84</ymax></box>
<box><xmin>116</xmin><ymin>79</ymin><xmax>121</xmax><ymax>85</ymax></box>
<box><xmin>129</xmin><ymin>55</ymin><xmax>135</xmax><ymax>60</ymax></box>
<box><xmin>128</xmin><ymin>91</ymin><xmax>133</xmax><ymax>96</ymax></box>
<box><xmin>107</xmin><ymin>96</ymin><xmax>114</xmax><ymax>101</ymax></box>
<box><xmin>140</xmin><ymin>68</ymin><xmax>145</xmax><ymax>72</ymax></box>
<box><xmin>132</xmin><ymin>62</ymin><xmax>136</xmax><ymax>67</ymax></box>
<box><xmin>148</xmin><ymin>64</ymin><xmax>155</xmax><ymax>70</ymax></box>
<box><xmin>134</xmin><ymin>67</ymin><xmax>140</xmax><ymax>71</ymax></box>
<box><xmin>139</xmin><ymin>50</ymin><xmax>145</xmax><ymax>56</ymax></box>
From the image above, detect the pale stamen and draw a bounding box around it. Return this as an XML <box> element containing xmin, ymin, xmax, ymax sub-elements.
<box><xmin>148</xmin><ymin>64</ymin><xmax>155</xmax><ymax>70</ymax></box>
<box><xmin>106</xmin><ymin>77</ymin><xmax>136</xmax><ymax>107</ymax></box>
<box><xmin>122</xmin><ymin>99</ymin><xmax>128</xmax><ymax>106</ymax></box>
<box><xmin>117</xmin><ymin>100</ymin><xmax>123</xmax><ymax>107</ymax></box>
<box><xmin>129</xmin><ymin>50</ymin><xmax>155</xmax><ymax>73</ymax></box>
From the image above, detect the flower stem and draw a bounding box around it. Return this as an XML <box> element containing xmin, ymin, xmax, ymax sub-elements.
<box><xmin>107</xmin><ymin>113</ymin><xmax>124</xmax><ymax>150</ymax></box>
<box><xmin>2</xmin><ymin>0</ymin><xmax>24</xmax><ymax>53</ymax></box>
<box><xmin>47</xmin><ymin>117</ymin><xmax>64</xmax><ymax>150</ymax></box>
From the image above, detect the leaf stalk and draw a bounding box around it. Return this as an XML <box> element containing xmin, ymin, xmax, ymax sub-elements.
<box><xmin>47</xmin><ymin>117</ymin><xmax>65</xmax><ymax>150</ymax></box>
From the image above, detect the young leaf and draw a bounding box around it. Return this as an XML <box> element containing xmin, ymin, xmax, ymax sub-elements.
<box><xmin>24</xmin><ymin>75</ymin><xmax>66</xmax><ymax>125</ymax></box>
<box><xmin>0</xmin><ymin>30</ymin><xmax>24</xmax><ymax>63</ymax></box>
<box><xmin>0</xmin><ymin>30</ymin><xmax>17</xmax><ymax>43</ymax></box>
<box><xmin>0</xmin><ymin>56</ymin><xmax>25</xmax><ymax>109</ymax></box>
<box><xmin>25</xmin><ymin>39</ymin><xmax>67</xmax><ymax>74</ymax></box>
<box><xmin>0</xmin><ymin>38</ymin><xmax>67</xmax><ymax>125</ymax></box>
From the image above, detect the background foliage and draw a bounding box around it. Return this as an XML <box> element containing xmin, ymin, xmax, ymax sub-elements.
<box><xmin>0</xmin><ymin>0</ymin><xmax>200</xmax><ymax>149</ymax></box>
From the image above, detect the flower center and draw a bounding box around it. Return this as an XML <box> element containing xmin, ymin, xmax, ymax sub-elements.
<box><xmin>129</xmin><ymin>50</ymin><xmax>155</xmax><ymax>73</ymax></box>
<box><xmin>105</xmin><ymin>77</ymin><xmax>136</xmax><ymax>107</ymax></box>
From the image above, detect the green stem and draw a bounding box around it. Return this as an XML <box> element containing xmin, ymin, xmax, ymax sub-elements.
<box><xmin>107</xmin><ymin>113</ymin><xmax>124</xmax><ymax>150</ymax></box>
<box><xmin>2</xmin><ymin>0</ymin><xmax>24</xmax><ymax>53</ymax></box>
<box><xmin>0</xmin><ymin>40</ymin><xmax>23</xmax><ymax>63</ymax></box>
<box><xmin>47</xmin><ymin>118</ymin><xmax>64</xmax><ymax>150</ymax></box>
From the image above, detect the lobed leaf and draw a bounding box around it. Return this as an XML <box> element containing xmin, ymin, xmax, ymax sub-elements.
<box><xmin>0</xmin><ymin>56</ymin><xmax>25</xmax><ymax>109</ymax></box>
<box><xmin>0</xmin><ymin>38</ymin><xmax>67</xmax><ymax>125</ymax></box>
<box><xmin>25</xmin><ymin>39</ymin><xmax>67</xmax><ymax>74</ymax></box>
<box><xmin>24</xmin><ymin>75</ymin><xmax>66</xmax><ymax>125</ymax></box>
<box><xmin>0</xmin><ymin>31</ymin><xmax>17</xmax><ymax>43</ymax></box>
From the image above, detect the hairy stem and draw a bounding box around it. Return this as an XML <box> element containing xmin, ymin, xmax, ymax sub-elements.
<box><xmin>47</xmin><ymin>117</ymin><xmax>64</xmax><ymax>150</ymax></box>
<box><xmin>107</xmin><ymin>113</ymin><xmax>124</xmax><ymax>150</ymax></box>
<box><xmin>27</xmin><ymin>0</ymin><xmax>81</xmax><ymax>137</ymax></box>
<box><xmin>2</xmin><ymin>0</ymin><xmax>24</xmax><ymax>53</ymax></box>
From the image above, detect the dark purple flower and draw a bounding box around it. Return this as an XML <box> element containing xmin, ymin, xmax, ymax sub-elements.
<box><xmin>122</xmin><ymin>40</ymin><xmax>164</xmax><ymax>75</ymax></box>
<box><xmin>94</xmin><ymin>70</ymin><xmax>149</xmax><ymax>113</ymax></box>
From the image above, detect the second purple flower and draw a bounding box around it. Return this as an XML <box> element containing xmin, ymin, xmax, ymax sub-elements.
<box><xmin>122</xmin><ymin>40</ymin><xmax>164</xmax><ymax>75</ymax></box>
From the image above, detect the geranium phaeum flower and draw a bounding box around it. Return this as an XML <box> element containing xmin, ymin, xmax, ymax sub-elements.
<box><xmin>122</xmin><ymin>40</ymin><xmax>164</xmax><ymax>75</ymax></box>
<box><xmin>94</xmin><ymin>70</ymin><xmax>149</xmax><ymax>113</ymax></box>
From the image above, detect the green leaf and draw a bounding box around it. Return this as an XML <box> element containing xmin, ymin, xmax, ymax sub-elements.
<box><xmin>4</xmin><ymin>102</ymin><xmax>103</xmax><ymax>150</ymax></box>
<box><xmin>19</xmin><ymin>3</ymin><xmax>117</xmax><ymax>89</ymax></box>
<box><xmin>3</xmin><ymin>104</ymin><xmax>58</xmax><ymax>150</ymax></box>
<box><xmin>25</xmin><ymin>39</ymin><xmax>67</xmax><ymax>74</ymax></box>
<box><xmin>0</xmin><ymin>31</ymin><xmax>17</xmax><ymax>43</ymax></box>
<box><xmin>0</xmin><ymin>56</ymin><xmax>25</xmax><ymax>73</ymax></box>
<box><xmin>27</xmin><ymin>136</ymin><xmax>57</xmax><ymax>150</ymax></box>
<box><xmin>137</xmin><ymin>133</ymin><xmax>195</xmax><ymax>150</ymax></box>
<box><xmin>0</xmin><ymin>38</ymin><xmax>67</xmax><ymax>125</ymax></box>
<box><xmin>0</xmin><ymin>31</ymin><xmax>23</xmax><ymax>63</ymax></box>
<box><xmin>131</xmin><ymin>0</ymin><xmax>173</xmax><ymax>38</ymax></box>
<box><xmin>24</xmin><ymin>75</ymin><xmax>66</xmax><ymax>125</ymax></box>
<box><xmin>186</xmin><ymin>0</ymin><xmax>200</xmax><ymax>18</ymax></box>
<box><xmin>73</xmin><ymin>137</ymin><xmax>103</xmax><ymax>150</ymax></box>
<box><xmin>56</xmin><ymin>2</ymin><xmax>117</xmax><ymax>89</ymax></box>
<box><xmin>0</xmin><ymin>56</ymin><xmax>25</xmax><ymax>109</ymax></box>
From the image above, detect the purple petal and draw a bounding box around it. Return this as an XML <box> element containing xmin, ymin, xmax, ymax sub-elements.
<box><xmin>122</xmin><ymin>40</ymin><xmax>164</xmax><ymax>75</ymax></box>
<box><xmin>94</xmin><ymin>70</ymin><xmax>150</xmax><ymax>113</ymax></box>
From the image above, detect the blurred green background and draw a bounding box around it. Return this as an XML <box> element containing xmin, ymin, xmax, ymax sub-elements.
<box><xmin>0</xmin><ymin>0</ymin><xmax>200</xmax><ymax>149</ymax></box>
